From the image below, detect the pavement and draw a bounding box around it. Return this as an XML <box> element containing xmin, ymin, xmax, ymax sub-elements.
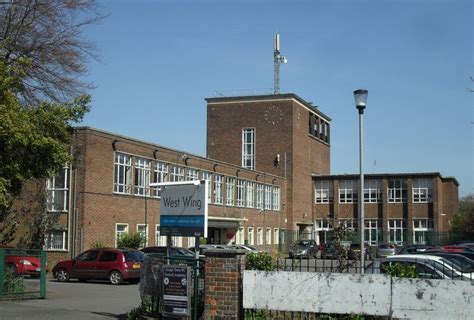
<box><xmin>0</xmin><ymin>279</ymin><xmax>141</xmax><ymax>319</ymax></box>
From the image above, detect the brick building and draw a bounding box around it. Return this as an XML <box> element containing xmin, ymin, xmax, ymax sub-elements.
<box><xmin>37</xmin><ymin>92</ymin><xmax>458</xmax><ymax>259</ymax></box>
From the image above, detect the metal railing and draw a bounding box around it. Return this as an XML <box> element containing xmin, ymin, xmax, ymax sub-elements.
<box><xmin>0</xmin><ymin>248</ymin><xmax>47</xmax><ymax>300</ymax></box>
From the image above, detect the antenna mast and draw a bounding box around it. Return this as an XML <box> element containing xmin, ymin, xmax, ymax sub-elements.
<box><xmin>273</xmin><ymin>33</ymin><xmax>288</xmax><ymax>94</ymax></box>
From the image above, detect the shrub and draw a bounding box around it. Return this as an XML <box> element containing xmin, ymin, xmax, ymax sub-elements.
<box><xmin>89</xmin><ymin>239</ymin><xmax>109</xmax><ymax>249</ymax></box>
<box><xmin>246</xmin><ymin>252</ymin><xmax>275</xmax><ymax>271</ymax></box>
<box><xmin>3</xmin><ymin>269</ymin><xmax>25</xmax><ymax>294</ymax></box>
<box><xmin>383</xmin><ymin>262</ymin><xmax>418</xmax><ymax>278</ymax></box>
<box><xmin>117</xmin><ymin>233</ymin><xmax>144</xmax><ymax>249</ymax></box>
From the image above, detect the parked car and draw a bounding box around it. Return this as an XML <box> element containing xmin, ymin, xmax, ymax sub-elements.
<box><xmin>414</xmin><ymin>252</ymin><xmax>474</xmax><ymax>274</ymax></box>
<box><xmin>52</xmin><ymin>248</ymin><xmax>144</xmax><ymax>285</ymax></box>
<box><xmin>443</xmin><ymin>245</ymin><xmax>474</xmax><ymax>253</ymax></box>
<box><xmin>348</xmin><ymin>243</ymin><xmax>370</xmax><ymax>260</ymax></box>
<box><xmin>396</xmin><ymin>244</ymin><xmax>439</xmax><ymax>255</ymax></box>
<box><xmin>141</xmin><ymin>246</ymin><xmax>195</xmax><ymax>257</ymax></box>
<box><xmin>288</xmin><ymin>240</ymin><xmax>318</xmax><ymax>259</ymax></box>
<box><xmin>365</xmin><ymin>255</ymin><xmax>467</xmax><ymax>280</ymax></box>
<box><xmin>2</xmin><ymin>247</ymin><xmax>48</xmax><ymax>278</ymax></box>
<box><xmin>376</xmin><ymin>244</ymin><xmax>397</xmax><ymax>258</ymax></box>
<box><xmin>320</xmin><ymin>243</ymin><xmax>339</xmax><ymax>259</ymax></box>
<box><xmin>231</xmin><ymin>244</ymin><xmax>260</xmax><ymax>253</ymax></box>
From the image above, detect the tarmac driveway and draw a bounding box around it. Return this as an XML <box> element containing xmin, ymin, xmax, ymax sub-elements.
<box><xmin>0</xmin><ymin>279</ymin><xmax>141</xmax><ymax>319</ymax></box>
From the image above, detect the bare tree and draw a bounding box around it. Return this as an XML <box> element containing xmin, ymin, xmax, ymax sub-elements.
<box><xmin>0</xmin><ymin>0</ymin><xmax>103</xmax><ymax>104</ymax></box>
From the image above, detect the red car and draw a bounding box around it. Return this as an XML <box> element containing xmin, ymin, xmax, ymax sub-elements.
<box><xmin>52</xmin><ymin>248</ymin><xmax>144</xmax><ymax>285</ymax></box>
<box><xmin>1</xmin><ymin>246</ymin><xmax>48</xmax><ymax>277</ymax></box>
<box><xmin>442</xmin><ymin>245</ymin><xmax>474</xmax><ymax>253</ymax></box>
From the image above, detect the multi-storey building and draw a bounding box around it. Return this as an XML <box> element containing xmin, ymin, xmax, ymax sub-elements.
<box><xmin>312</xmin><ymin>173</ymin><xmax>459</xmax><ymax>245</ymax></box>
<box><xmin>14</xmin><ymin>92</ymin><xmax>458</xmax><ymax>260</ymax></box>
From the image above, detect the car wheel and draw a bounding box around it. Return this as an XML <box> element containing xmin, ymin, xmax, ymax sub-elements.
<box><xmin>56</xmin><ymin>268</ymin><xmax>70</xmax><ymax>282</ymax></box>
<box><xmin>109</xmin><ymin>270</ymin><xmax>123</xmax><ymax>285</ymax></box>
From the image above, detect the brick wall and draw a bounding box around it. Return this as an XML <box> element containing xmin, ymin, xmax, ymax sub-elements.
<box><xmin>204</xmin><ymin>250</ymin><xmax>246</xmax><ymax>319</ymax></box>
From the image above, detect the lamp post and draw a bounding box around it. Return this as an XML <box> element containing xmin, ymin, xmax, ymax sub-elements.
<box><xmin>354</xmin><ymin>89</ymin><xmax>368</xmax><ymax>273</ymax></box>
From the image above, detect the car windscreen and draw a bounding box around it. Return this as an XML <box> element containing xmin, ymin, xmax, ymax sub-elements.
<box><xmin>124</xmin><ymin>251</ymin><xmax>144</xmax><ymax>262</ymax></box>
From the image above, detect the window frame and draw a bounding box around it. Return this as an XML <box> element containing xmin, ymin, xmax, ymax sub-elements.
<box><xmin>388</xmin><ymin>179</ymin><xmax>407</xmax><ymax>203</ymax></box>
<box><xmin>242</xmin><ymin>128</ymin><xmax>256</xmax><ymax>170</ymax></box>
<box><xmin>46</xmin><ymin>166</ymin><xmax>70</xmax><ymax>212</ymax></box>
<box><xmin>412</xmin><ymin>179</ymin><xmax>433</xmax><ymax>203</ymax></box>
<box><xmin>115</xmin><ymin>223</ymin><xmax>129</xmax><ymax>247</ymax></box>
<box><xmin>315</xmin><ymin>180</ymin><xmax>333</xmax><ymax>204</ymax></box>
<box><xmin>339</xmin><ymin>180</ymin><xmax>358</xmax><ymax>204</ymax></box>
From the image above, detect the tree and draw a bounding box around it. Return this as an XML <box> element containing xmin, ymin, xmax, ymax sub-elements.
<box><xmin>450</xmin><ymin>194</ymin><xmax>474</xmax><ymax>240</ymax></box>
<box><xmin>0</xmin><ymin>0</ymin><xmax>101</xmax><ymax>105</ymax></box>
<box><xmin>0</xmin><ymin>59</ymin><xmax>90</xmax><ymax>244</ymax></box>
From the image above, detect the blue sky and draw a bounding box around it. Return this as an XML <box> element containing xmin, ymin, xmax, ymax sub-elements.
<box><xmin>82</xmin><ymin>0</ymin><xmax>473</xmax><ymax>196</ymax></box>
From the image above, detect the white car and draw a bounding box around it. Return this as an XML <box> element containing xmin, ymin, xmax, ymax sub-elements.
<box><xmin>388</xmin><ymin>254</ymin><xmax>473</xmax><ymax>281</ymax></box>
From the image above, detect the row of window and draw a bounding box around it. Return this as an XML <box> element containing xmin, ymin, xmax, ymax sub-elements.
<box><xmin>114</xmin><ymin>153</ymin><xmax>281</xmax><ymax>210</ymax></box>
<box><xmin>315</xmin><ymin>218</ymin><xmax>434</xmax><ymax>245</ymax></box>
<box><xmin>315</xmin><ymin>179</ymin><xmax>433</xmax><ymax>204</ymax></box>
<box><xmin>308</xmin><ymin>113</ymin><xmax>330</xmax><ymax>143</ymax></box>
<box><xmin>115</xmin><ymin>224</ymin><xmax>284</xmax><ymax>248</ymax></box>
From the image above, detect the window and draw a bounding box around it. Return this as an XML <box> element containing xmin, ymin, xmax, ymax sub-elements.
<box><xmin>364</xmin><ymin>180</ymin><xmax>381</xmax><ymax>203</ymax></box>
<box><xmin>364</xmin><ymin>219</ymin><xmax>378</xmax><ymax>245</ymax></box>
<box><xmin>137</xmin><ymin>224</ymin><xmax>148</xmax><ymax>248</ymax></box>
<box><xmin>77</xmin><ymin>250</ymin><xmax>99</xmax><ymax>262</ymax></box>
<box><xmin>186</xmin><ymin>168</ymin><xmax>199</xmax><ymax>181</ymax></box>
<box><xmin>339</xmin><ymin>219</ymin><xmax>357</xmax><ymax>231</ymax></box>
<box><xmin>413</xmin><ymin>179</ymin><xmax>433</xmax><ymax>203</ymax></box>
<box><xmin>388</xmin><ymin>219</ymin><xmax>405</xmax><ymax>245</ymax></box>
<box><xmin>264</xmin><ymin>185</ymin><xmax>272</xmax><ymax>210</ymax></box>
<box><xmin>172</xmin><ymin>236</ymin><xmax>182</xmax><ymax>247</ymax></box>
<box><xmin>247</xmin><ymin>227</ymin><xmax>254</xmax><ymax>245</ymax></box>
<box><xmin>188</xmin><ymin>237</ymin><xmax>195</xmax><ymax>248</ymax></box>
<box><xmin>388</xmin><ymin>179</ymin><xmax>407</xmax><ymax>203</ymax></box>
<box><xmin>134</xmin><ymin>158</ymin><xmax>150</xmax><ymax>196</ymax></box>
<box><xmin>170</xmin><ymin>165</ymin><xmax>184</xmax><ymax>182</ymax></box>
<box><xmin>44</xmin><ymin>230</ymin><xmax>67</xmax><ymax>250</ymax></box>
<box><xmin>155</xmin><ymin>225</ymin><xmax>166</xmax><ymax>246</ymax></box>
<box><xmin>315</xmin><ymin>180</ymin><xmax>333</xmax><ymax>204</ymax></box>
<box><xmin>339</xmin><ymin>180</ymin><xmax>358</xmax><ymax>203</ymax></box>
<box><xmin>272</xmin><ymin>186</ymin><xmax>280</xmax><ymax>211</ymax></box>
<box><xmin>115</xmin><ymin>223</ymin><xmax>129</xmax><ymax>247</ymax></box>
<box><xmin>266</xmin><ymin>227</ymin><xmax>271</xmax><ymax>245</ymax></box>
<box><xmin>257</xmin><ymin>227</ymin><xmax>263</xmax><ymax>245</ymax></box>
<box><xmin>226</xmin><ymin>177</ymin><xmax>235</xmax><ymax>206</ymax></box>
<box><xmin>236</xmin><ymin>227</ymin><xmax>244</xmax><ymax>245</ymax></box>
<box><xmin>273</xmin><ymin>228</ymin><xmax>279</xmax><ymax>245</ymax></box>
<box><xmin>47</xmin><ymin>167</ymin><xmax>69</xmax><ymax>212</ymax></box>
<box><xmin>413</xmin><ymin>219</ymin><xmax>433</xmax><ymax>244</ymax></box>
<box><xmin>256</xmin><ymin>184</ymin><xmax>264</xmax><ymax>209</ymax></box>
<box><xmin>242</xmin><ymin>128</ymin><xmax>255</xmax><ymax>170</ymax></box>
<box><xmin>236</xmin><ymin>179</ymin><xmax>245</xmax><ymax>207</ymax></box>
<box><xmin>202</xmin><ymin>172</ymin><xmax>213</xmax><ymax>203</ymax></box>
<box><xmin>100</xmin><ymin>251</ymin><xmax>118</xmax><ymax>262</ymax></box>
<box><xmin>246</xmin><ymin>181</ymin><xmax>255</xmax><ymax>208</ymax></box>
<box><xmin>152</xmin><ymin>161</ymin><xmax>168</xmax><ymax>197</ymax></box>
<box><xmin>114</xmin><ymin>153</ymin><xmax>132</xmax><ymax>194</ymax></box>
<box><xmin>213</xmin><ymin>175</ymin><xmax>223</xmax><ymax>204</ymax></box>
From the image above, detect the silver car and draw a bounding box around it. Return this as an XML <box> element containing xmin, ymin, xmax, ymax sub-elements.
<box><xmin>376</xmin><ymin>244</ymin><xmax>397</xmax><ymax>258</ymax></box>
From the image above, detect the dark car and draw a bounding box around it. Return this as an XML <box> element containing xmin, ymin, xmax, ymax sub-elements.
<box><xmin>320</xmin><ymin>243</ymin><xmax>339</xmax><ymax>259</ymax></box>
<box><xmin>52</xmin><ymin>248</ymin><xmax>144</xmax><ymax>285</ymax></box>
<box><xmin>288</xmin><ymin>240</ymin><xmax>318</xmax><ymax>259</ymax></box>
<box><xmin>397</xmin><ymin>244</ymin><xmax>439</xmax><ymax>255</ymax></box>
<box><xmin>141</xmin><ymin>246</ymin><xmax>195</xmax><ymax>257</ymax></box>
<box><xmin>348</xmin><ymin>243</ymin><xmax>370</xmax><ymax>260</ymax></box>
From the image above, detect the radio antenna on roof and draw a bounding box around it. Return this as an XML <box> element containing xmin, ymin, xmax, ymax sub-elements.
<box><xmin>274</xmin><ymin>33</ymin><xmax>288</xmax><ymax>94</ymax></box>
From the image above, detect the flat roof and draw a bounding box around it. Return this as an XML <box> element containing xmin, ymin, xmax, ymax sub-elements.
<box><xmin>205</xmin><ymin>93</ymin><xmax>332</xmax><ymax>122</ymax></box>
<box><xmin>311</xmin><ymin>172</ymin><xmax>459</xmax><ymax>186</ymax></box>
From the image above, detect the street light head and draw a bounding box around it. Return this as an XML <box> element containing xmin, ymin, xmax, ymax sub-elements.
<box><xmin>353</xmin><ymin>89</ymin><xmax>368</xmax><ymax>109</ymax></box>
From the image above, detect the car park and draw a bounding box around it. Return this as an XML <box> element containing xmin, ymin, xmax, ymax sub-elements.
<box><xmin>288</xmin><ymin>240</ymin><xmax>318</xmax><ymax>259</ymax></box>
<box><xmin>52</xmin><ymin>248</ymin><xmax>144</xmax><ymax>285</ymax></box>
